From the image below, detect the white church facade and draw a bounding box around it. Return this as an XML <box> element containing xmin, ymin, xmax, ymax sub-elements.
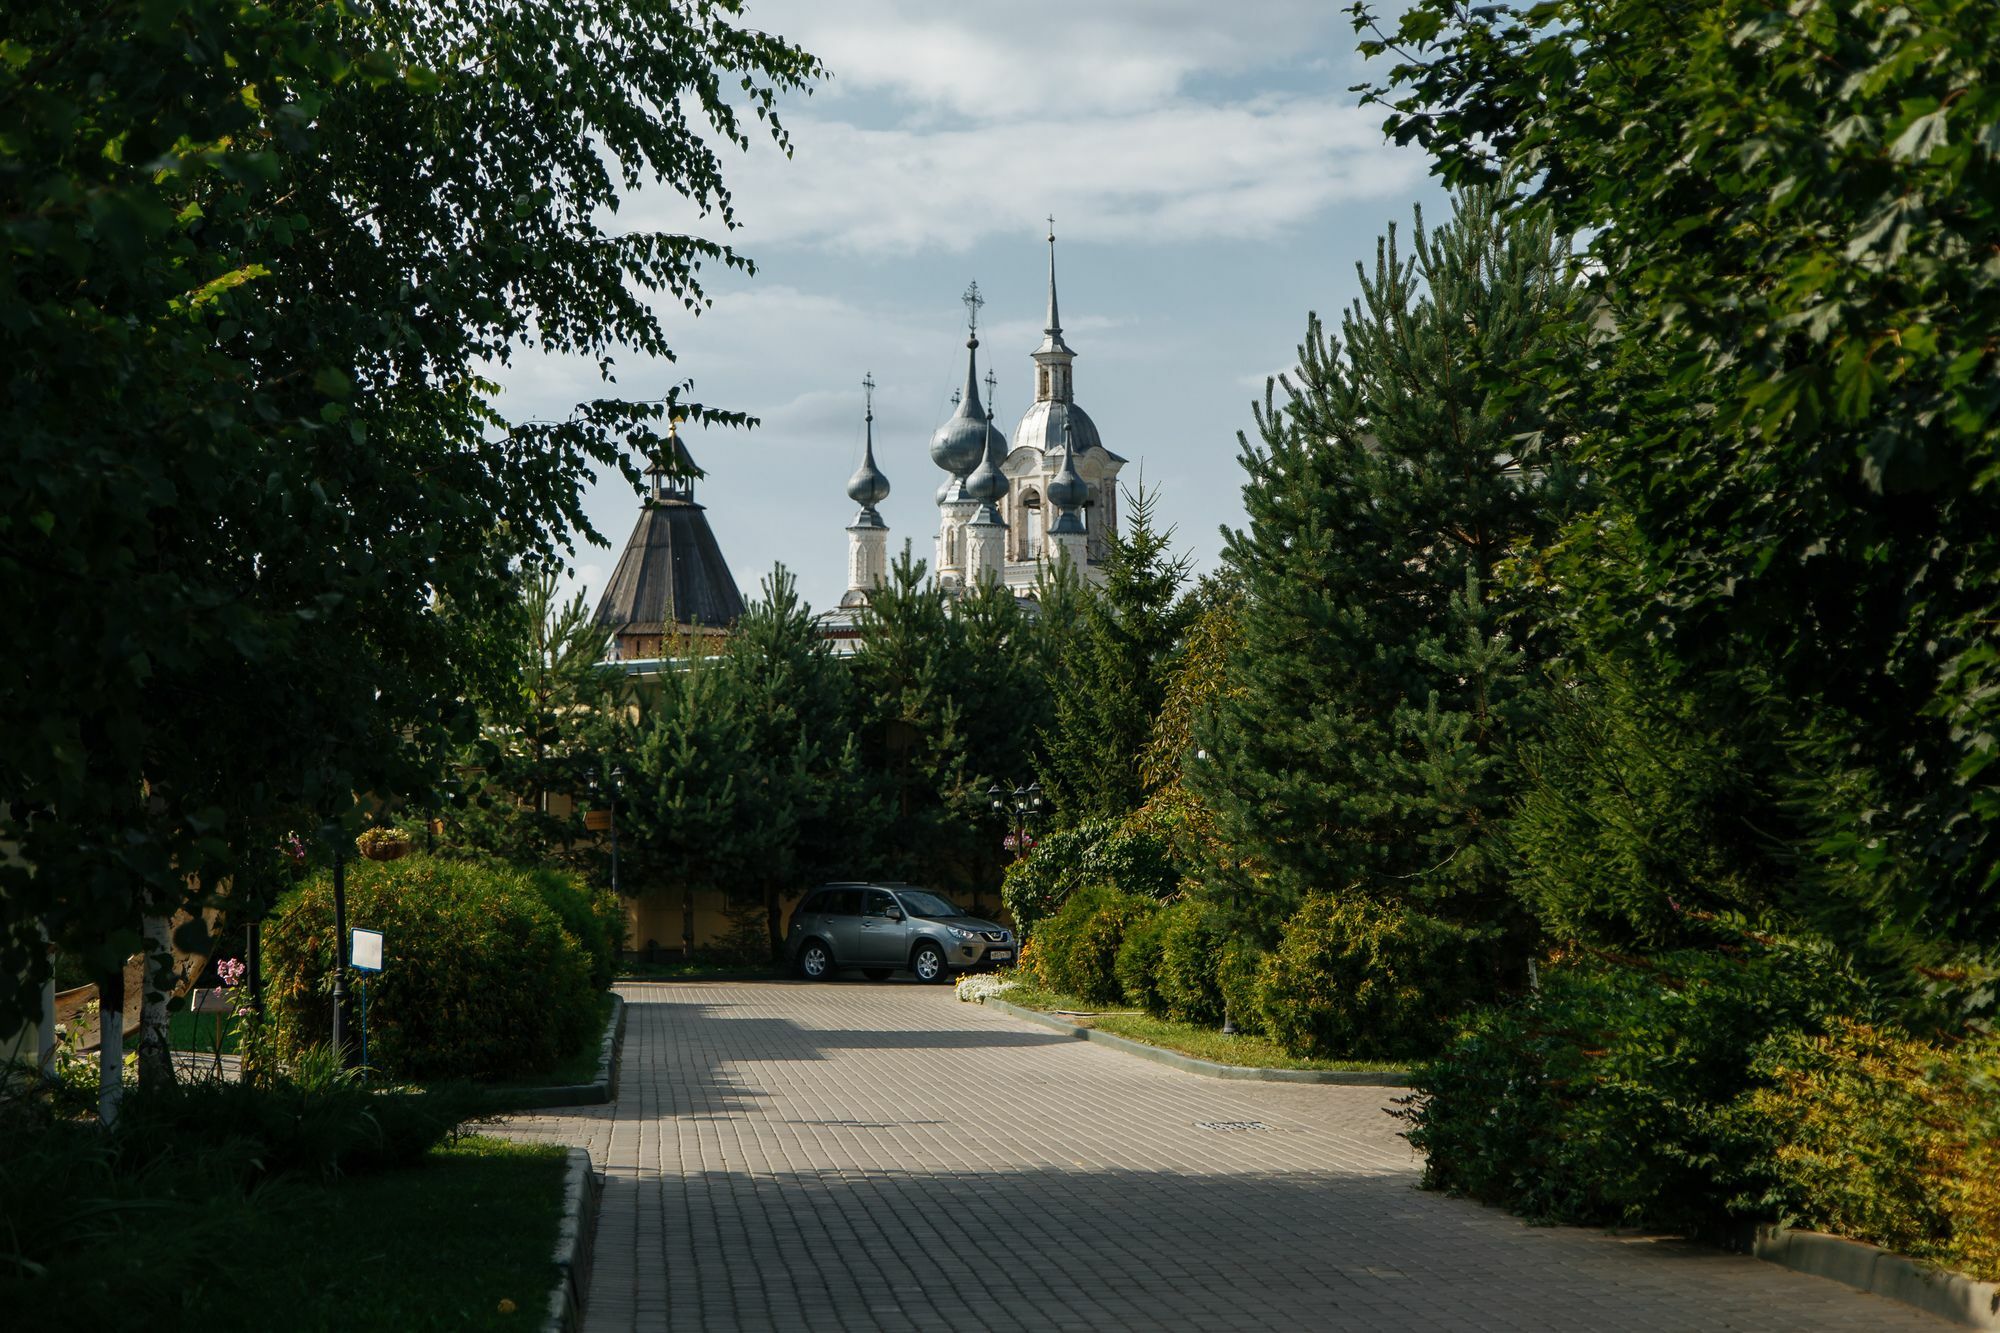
<box><xmin>838</xmin><ymin>230</ymin><xmax>1128</xmax><ymax>614</ymax></box>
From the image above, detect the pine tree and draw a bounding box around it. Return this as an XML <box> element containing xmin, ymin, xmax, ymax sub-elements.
<box><xmin>718</xmin><ymin>567</ymin><xmax>871</xmax><ymax>957</ymax></box>
<box><xmin>1037</xmin><ymin>485</ymin><xmax>1194</xmax><ymax>825</ymax></box>
<box><xmin>1190</xmin><ymin>187</ymin><xmax>1585</xmax><ymax>934</ymax></box>
<box><xmin>453</xmin><ymin>565</ymin><xmax>623</xmax><ymax>864</ymax></box>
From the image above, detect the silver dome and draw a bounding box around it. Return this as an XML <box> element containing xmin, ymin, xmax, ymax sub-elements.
<box><xmin>1049</xmin><ymin>421</ymin><xmax>1089</xmax><ymax>533</ymax></box>
<box><xmin>846</xmin><ymin>420</ymin><xmax>890</xmax><ymax>517</ymax></box>
<box><xmin>930</xmin><ymin>337</ymin><xmax>992</xmax><ymax>478</ymax></box>
<box><xmin>1013</xmin><ymin>398</ymin><xmax>1103</xmax><ymax>456</ymax></box>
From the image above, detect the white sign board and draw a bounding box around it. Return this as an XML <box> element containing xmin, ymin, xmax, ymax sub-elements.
<box><xmin>351</xmin><ymin>928</ymin><xmax>384</xmax><ymax>973</ymax></box>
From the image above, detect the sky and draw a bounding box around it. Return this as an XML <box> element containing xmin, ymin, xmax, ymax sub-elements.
<box><xmin>498</xmin><ymin>0</ymin><xmax>1447</xmax><ymax>616</ymax></box>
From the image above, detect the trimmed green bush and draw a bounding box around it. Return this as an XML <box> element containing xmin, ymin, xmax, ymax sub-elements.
<box><xmin>1115</xmin><ymin>909</ymin><xmax>1170</xmax><ymax>1011</ymax></box>
<box><xmin>1003</xmin><ymin>818</ymin><xmax>1179</xmax><ymax>937</ymax></box>
<box><xmin>1218</xmin><ymin>941</ymin><xmax>1267</xmax><ymax>1036</ymax></box>
<box><xmin>523</xmin><ymin>866</ymin><xmax>624</xmax><ymax>989</ymax></box>
<box><xmin>1257</xmin><ymin>893</ymin><xmax>1492</xmax><ymax>1061</ymax></box>
<box><xmin>262</xmin><ymin>855</ymin><xmax>598</xmax><ymax>1081</ymax></box>
<box><xmin>1032</xmin><ymin>885</ymin><xmax>1157</xmax><ymax>1005</ymax></box>
<box><xmin>1743</xmin><ymin>1023</ymin><xmax>1999</xmax><ymax>1280</ymax></box>
<box><xmin>1156</xmin><ymin>899</ymin><xmax>1230</xmax><ymax>1026</ymax></box>
<box><xmin>1403</xmin><ymin>937</ymin><xmax>1863</xmax><ymax>1235</ymax></box>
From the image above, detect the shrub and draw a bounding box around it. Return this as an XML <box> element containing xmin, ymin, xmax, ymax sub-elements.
<box><xmin>1744</xmin><ymin>1023</ymin><xmax>2000</xmax><ymax>1280</ymax></box>
<box><xmin>261</xmin><ymin>855</ymin><xmax>598</xmax><ymax>1081</ymax></box>
<box><xmin>1033</xmin><ymin>886</ymin><xmax>1157</xmax><ymax>1005</ymax></box>
<box><xmin>114</xmin><ymin>1052</ymin><xmax>483</xmax><ymax>1181</ymax></box>
<box><xmin>1258</xmin><ymin>894</ymin><xmax>1492</xmax><ymax>1061</ymax></box>
<box><xmin>1115</xmin><ymin>909</ymin><xmax>1170</xmax><ymax>1012</ymax></box>
<box><xmin>1155</xmin><ymin>900</ymin><xmax>1230</xmax><ymax>1027</ymax></box>
<box><xmin>522</xmin><ymin>866</ymin><xmax>623</xmax><ymax>989</ymax></box>
<box><xmin>1003</xmin><ymin>818</ymin><xmax>1179</xmax><ymax>938</ymax></box>
<box><xmin>1218</xmin><ymin>941</ymin><xmax>1267</xmax><ymax>1036</ymax></box>
<box><xmin>1404</xmin><ymin>936</ymin><xmax>1865</xmax><ymax>1235</ymax></box>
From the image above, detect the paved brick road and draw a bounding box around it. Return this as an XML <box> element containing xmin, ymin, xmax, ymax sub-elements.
<box><xmin>502</xmin><ymin>981</ymin><xmax>1946</xmax><ymax>1332</ymax></box>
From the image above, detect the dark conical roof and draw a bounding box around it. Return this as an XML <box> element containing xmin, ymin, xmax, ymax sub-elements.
<box><xmin>592</xmin><ymin>488</ymin><xmax>744</xmax><ymax>643</ymax></box>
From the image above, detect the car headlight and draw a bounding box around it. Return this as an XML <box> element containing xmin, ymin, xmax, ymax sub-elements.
<box><xmin>949</xmin><ymin>926</ymin><xmax>978</xmax><ymax>940</ymax></box>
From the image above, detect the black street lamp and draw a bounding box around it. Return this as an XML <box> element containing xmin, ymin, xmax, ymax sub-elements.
<box><xmin>329</xmin><ymin>836</ymin><xmax>351</xmax><ymax>1063</ymax></box>
<box><xmin>587</xmin><ymin>761</ymin><xmax>625</xmax><ymax>897</ymax></box>
<box><xmin>988</xmin><ymin>781</ymin><xmax>1045</xmax><ymax>857</ymax></box>
<box><xmin>605</xmin><ymin>764</ymin><xmax>624</xmax><ymax>898</ymax></box>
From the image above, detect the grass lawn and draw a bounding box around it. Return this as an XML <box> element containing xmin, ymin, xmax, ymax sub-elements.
<box><xmin>992</xmin><ymin>980</ymin><xmax>1411</xmax><ymax>1075</ymax></box>
<box><xmin>224</xmin><ymin>1135</ymin><xmax>568</xmax><ymax>1331</ymax></box>
<box><xmin>3</xmin><ymin>1134</ymin><xmax>570</xmax><ymax>1332</ymax></box>
<box><xmin>168</xmin><ymin>1007</ymin><xmax>240</xmax><ymax>1054</ymax></box>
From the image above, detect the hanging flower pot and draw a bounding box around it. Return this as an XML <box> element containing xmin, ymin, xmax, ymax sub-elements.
<box><xmin>355</xmin><ymin>827</ymin><xmax>415</xmax><ymax>862</ymax></box>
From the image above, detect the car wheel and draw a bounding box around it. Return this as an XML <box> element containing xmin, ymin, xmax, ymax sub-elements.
<box><xmin>910</xmin><ymin>941</ymin><xmax>948</xmax><ymax>984</ymax></box>
<box><xmin>797</xmin><ymin>940</ymin><xmax>834</xmax><ymax>981</ymax></box>
<box><xmin>862</xmin><ymin>968</ymin><xmax>893</xmax><ymax>982</ymax></box>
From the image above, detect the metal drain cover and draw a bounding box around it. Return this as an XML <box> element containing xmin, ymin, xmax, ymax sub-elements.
<box><xmin>1195</xmin><ymin>1120</ymin><xmax>1269</xmax><ymax>1132</ymax></box>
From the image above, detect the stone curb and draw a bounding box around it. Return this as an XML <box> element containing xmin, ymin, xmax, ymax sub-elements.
<box><xmin>540</xmin><ymin>1146</ymin><xmax>602</xmax><ymax>1333</ymax></box>
<box><xmin>978</xmin><ymin>995</ymin><xmax>1412</xmax><ymax>1087</ymax></box>
<box><xmin>1754</xmin><ymin>1225</ymin><xmax>2000</xmax><ymax>1329</ymax></box>
<box><xmin>486</xmin><ymin>994</ymin><xmax>625</xmax><ymax>1112</ymax></box>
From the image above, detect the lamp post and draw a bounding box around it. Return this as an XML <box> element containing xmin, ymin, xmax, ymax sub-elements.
<box><xmin>609</xmin><ymin>764</ymin><xmax>623</xmax><ymax>899</ymax></box>
<box><xmin>330</xmin><ymin>838</ymin><xmax>350</xmax><ymax>1063</ymax></box>
<box><xmin>988</xmin><ymin>781</ymin><xmax>1045</xmax><ymax>858</ymax></box>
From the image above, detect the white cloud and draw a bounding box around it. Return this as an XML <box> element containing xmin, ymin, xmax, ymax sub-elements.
<box><xmin>745</xmin><ymin>0</ymin><xmax>1343</xmax><ymax>120</ymax></box>
<box><xmin>628</xmin><ymin>94</ymin><xmax>1422</xmax><ymax>254</ymax></box>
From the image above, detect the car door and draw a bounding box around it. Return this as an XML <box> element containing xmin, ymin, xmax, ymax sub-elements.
<box><xmin>818</xmin><ymin>888</ymin><xmax>864</xmax><ymax>962</ymax></box>
<box><xmin>856</xmin><ymin>889</ymin><xmax>909</xmax><ymax>964</ymax></box>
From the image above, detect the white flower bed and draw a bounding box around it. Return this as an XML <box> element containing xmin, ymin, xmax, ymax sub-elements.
<box><xmin>955</xmin><ymin>973</ymin><xmax>1017</xmax><ymax>1003</ymax></box>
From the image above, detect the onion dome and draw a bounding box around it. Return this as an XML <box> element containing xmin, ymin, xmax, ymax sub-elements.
<box><xmin>965</xmin><ymin>435</ymin><xmax>1006</xmax><ymax>522</ymax></box>
<box><xmin>846</xmin><ymin>374</ymin><xmax>890</xmax><ymax>527</ymax></box>
<box><xmin>1048</xmin><ymin>415</ymin><xmax>1088</xmax><ymax>536</ymax></box>
<box><xmin>930</xmin><ymin>282</ymin><xmax>999</xmax><ymax>482</ymax></box>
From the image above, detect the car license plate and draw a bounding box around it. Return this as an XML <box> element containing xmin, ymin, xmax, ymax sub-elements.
<box><xmin>989</xmin><ymin>949</ymin><xmax>1013</xmax><ymax>961</ymax></box>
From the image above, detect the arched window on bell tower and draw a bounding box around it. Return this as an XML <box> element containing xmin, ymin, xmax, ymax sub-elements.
<box><xmin>1017</xmin><ymin>489</ymin><xmax>1042</xmax><ymax>560</ymax></box>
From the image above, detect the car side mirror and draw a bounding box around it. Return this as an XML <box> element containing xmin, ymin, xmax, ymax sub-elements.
<box><xmin>885</xmin><ymin>909</ymin><xmax>903</xmax><ymax>921</ymax></box>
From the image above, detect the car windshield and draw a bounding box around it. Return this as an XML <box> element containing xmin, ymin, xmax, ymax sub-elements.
<box><xmin>893</xmin><ymin>890</ymin><xmax>962</xmax><ymax>919</ymax></box>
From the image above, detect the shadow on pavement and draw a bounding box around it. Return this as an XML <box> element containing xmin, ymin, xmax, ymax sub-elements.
<box><xmin>586</xmin><ymin>1165</ymin><xmax>1929</xmax><ymax>1333</ymax></box>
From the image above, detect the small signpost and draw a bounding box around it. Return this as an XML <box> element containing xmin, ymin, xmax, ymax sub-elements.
<box><xmin>350</xmin><ymin>929</ymin><xmax>384</xmax><ymax>1083</ymax></box>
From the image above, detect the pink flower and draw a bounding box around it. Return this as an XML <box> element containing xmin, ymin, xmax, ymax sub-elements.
<box><xmin>217</xmin><ymin>958</ymin><xmax>246</xmax><ymax>987</ymax></box>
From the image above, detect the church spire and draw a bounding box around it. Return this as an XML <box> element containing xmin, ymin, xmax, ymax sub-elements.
<box><xmin>1042</xmin><ymin>217</ymin><xmax>1064</xmax><ymax>344</ymax></box>
<box><xmin>1033</xmin><ymin>222</ymin><xmax>1075</xmax><ymax>402</ymax></box>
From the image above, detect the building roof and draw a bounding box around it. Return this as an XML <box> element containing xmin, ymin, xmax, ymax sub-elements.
<box><xmin>592</xmin><ymin>487</ymin><xmax>745</xmax><ymax>638</ymax></box>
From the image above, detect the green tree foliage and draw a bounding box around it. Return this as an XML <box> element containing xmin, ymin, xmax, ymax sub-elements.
<box><xmin>1191</xmin><ymin>188</ymin><xmax>1585</xmax><ymax>934</ymax></box>
<box><xmin>849</xmin><ymin>547</ymin><xmax>1038</xmax><ymax>897</ymax></box>
<box><xmin>1354</xmin><ymin>0</ymin><xmax>2000</xmax><ymax>983</ymax></box>
<box><xmin>1036</xmin><ymin>487</ymin><xmax>1194</xmax><ymax>825</ymax></box>
<box><xmin>1508</xmin><ymin>651</ymin><xmax>1794</xmax><ymax>950</ymax></box>
<box><xmin>619</xmin><ymin>568</ymin><xmax>866</xmax><ymax>959</ymax></box>
<box><xmin>0</xmin><ymin>0</ymin><xmax>821</xmax><ymax>1032</ymax></box>
<box><xmin>451</xmin><ymin>567</ymin><xmax>624</xmax><ymax>866</ymax></box>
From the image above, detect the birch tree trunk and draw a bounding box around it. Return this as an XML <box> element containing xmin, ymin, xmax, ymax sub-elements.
<box><xmin>136</xmin><ymin>912</ymin><xmax>175</xmax><ymax>1086</ymax></box>
<box><xmin>97</xmin><ymin>963</ymin><xmax>125</xmax><ymax>1126</ymax></box>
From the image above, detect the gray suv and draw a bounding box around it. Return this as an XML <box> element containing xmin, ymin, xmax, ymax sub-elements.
<box><xmin>787</xmin><ymin>883</ymin><xmax>1015</xmax><ymax>983</ymax></box>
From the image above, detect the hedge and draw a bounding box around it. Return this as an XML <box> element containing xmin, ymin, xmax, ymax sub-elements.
<box><xmin>260</xmin><ymin>855</ymin><xmax>599</xmax><ymax>1081</ymax></box>
<box><xmin>1030</xmin><ymin>886</ymin><xmax>1157</xmax><ymax>1005</ymax></box>
<box><xmin>1257</xmin><ymin>893</ymin><xmax>1491</xmax><ymax>1061</ymax></box>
